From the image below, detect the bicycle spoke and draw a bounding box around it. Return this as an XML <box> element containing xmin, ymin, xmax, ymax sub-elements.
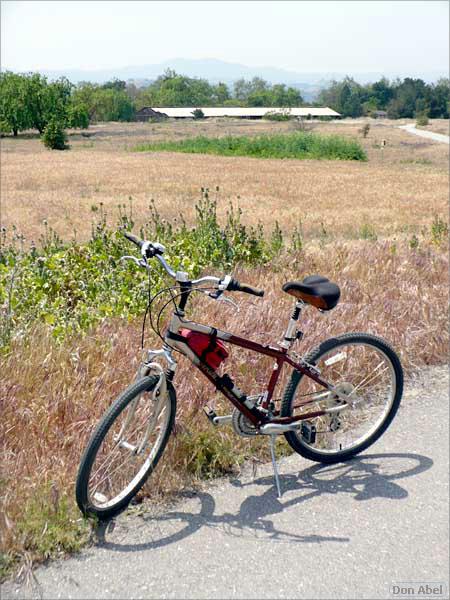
<box><xmin>350</xmin><ymin>362</ymin><xmax>388</xmax><ymax>394</ymax></box>
<box><xmin>90</xmin><ymin>401</ymin><xmax>165</xmax><ymax>483</ymax></box>
<box><xmin>87</xmin><ymin>396</ymin><xmax>169</xmax><ymax>507</ymax></box>
<box><xmin>286</xmin><ymin>339</ymin><xmax>398</xmax><ymax>456</ymax></box>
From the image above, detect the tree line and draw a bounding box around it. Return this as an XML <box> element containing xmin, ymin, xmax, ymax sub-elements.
<box><xmin>0</xmin><ymin>69</ymin><xmax>304</xmax><ymax>137</ymax></box>
<box><xmin>0</xmin><ymin>72</ymin><xmax>89</xmax><ymax>136</ymax></box>
<box><xmin>130</xmin><ymin>68</ymin><xmax>303</xmax><ymax>108</ymax></box>
<box><xmin>318</xmin><ymin>76</ymin><xmax>449</xmax><ymax>119</ymax></box>
<box><xmin>1</xmin><ymin>69</ymin><xmax>448</xmax><ymax>141</ymax></box>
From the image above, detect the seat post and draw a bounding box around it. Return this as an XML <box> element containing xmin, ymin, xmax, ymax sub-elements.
<box><xmin>279</xmin><ymin>301</ymin><xmax>304</xmax><ymax>349</ymax></box>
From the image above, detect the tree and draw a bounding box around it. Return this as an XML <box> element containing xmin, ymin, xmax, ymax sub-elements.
<box><xmin>247</xmin><ymin>88</ymin><xmax>273</xmax><ymax>106</ymax></box>
<box><xmin>0</xmin><ymin>72</ymin><xmax>31</xmax><ymax>135</ymax></box>
<box><xmin>212</xmin><ymin>82</ymin><xmax>230</xmax><ymax>104</ymax></box>
<box><xmin>233</xmin><ymin>78</ymin><xmax>252</xmax><ymax>102</ymax></box>
<box><xmin>318</xmin><ymin>77</ymin><xmax>363</xmax><ymax>117</ymax></box>
<box><xmin>72</xmin><ymin>83</ymin><xmax>134</xmax><ymax>121</ymax></box>
<box><xmin>428</xmin><ymin>78</ymin><xmax>450</xmax><ymax>118</ymax></box>
<box><xmin>102</xmin><ymin>78</ymin><xmax>126</xmax><ymax>91</ymax></box>
<box><xmin>71</xmin><ymin>83</ymin><xmax>98</xmax><ymax>119</ymax></box>
<box><xmin>394</xmin><ymin>78</ymin><xmax>427</xmax><ymax>118</ymax></box>
<box><xmin>386</xmin><ymin>98</ymin><xmax>401</xmax><ymax>119</ymax></box>
<box><xmin>92</xmin><ymin>88</ymin><xmax>134</xmax><ymax>121</ymax></box>
<box><xmin>24</xmin><ymin>73</ymin><xmax>50</xmax><ymax>133</ymax></box>
<box><xmin>66</xmin><ymin>101</ymin><xmax>90</xmax><ymax>128</ymax></box>
<box><xmin>42</xmin><ymin>117</ymin><xmax>68</xmax><ymax>149</ymax></box>
<box><xmin>232</xmin><ymin>77</ymin><xmax>302</xmax><ymax>107</ymax></box>
<box><xmin>22</xmin><ymin>74</ymin><xmax>73</xmax><ymax>133</ymax></box>
<box><xmin>362</xmin><ymin>98</ymin><xmax>378</xmax><ymax>116</ymax></box>
<box><xmin>283</xmin><ymin>86</ymin><xmax>303</xmax><ymax>107</ymax></box>
<box><xmin>370</xmin><ymin>78</ymin><xmax>394</xmax><ymax>109</ymax></box>
<box><xmin>125</xmin><ymin>82</ymin><xmax>140</xmax><ymax>102</ymax></box>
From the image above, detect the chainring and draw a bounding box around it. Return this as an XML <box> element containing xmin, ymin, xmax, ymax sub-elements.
<box><xmin>231</xmin><ymin>407</ymin><xmax>259</xmax><ymax>437</ymax></box>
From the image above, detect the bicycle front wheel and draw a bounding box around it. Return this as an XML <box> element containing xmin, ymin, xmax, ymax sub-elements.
<box><xmin>281</xmin><ymin>333</ymin><xmax>403</xmax><ymax>464</ymax></box>
<box><xmin>76</xmin><ymin>375</ymin><xmax>176</xmax><ymax>519</ymax></box>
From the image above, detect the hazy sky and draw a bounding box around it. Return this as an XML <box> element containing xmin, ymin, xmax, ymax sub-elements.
<box><xmin>1</xmin><ymin>0</ymin><xmax>449</xmax><ymax>74</ymax></box>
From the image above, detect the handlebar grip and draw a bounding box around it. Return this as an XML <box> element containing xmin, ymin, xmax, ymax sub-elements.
<box><xmin>228</xmin><ymin>278</ymin><xmax>264</xmax><ymax>297</ymax></box>
<box><xmin>124</xmin><ymin>231</ymin><xmax>143</xmax><ymax>248</ymax></box>
<box><xmin>238</xmin><ymin>283</ymin><xmax>265</xmax><ymax>297</ymax></box>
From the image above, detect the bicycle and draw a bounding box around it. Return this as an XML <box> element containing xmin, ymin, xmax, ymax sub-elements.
<box><xmin>76</xmin><ymin>232</ymin><xmax>404</xmax><ymax>519</ymax></box>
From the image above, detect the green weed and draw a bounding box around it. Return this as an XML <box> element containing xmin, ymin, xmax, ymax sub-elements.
<box><xmin>133</xmin><ymin>132</ymin><xmax>368</xmax><ymax>161</ymax></box>
<box><xmin>1</xmin><ymin>484</ymin><xmax>90</xmax><ymax>580</ymax></box>
<box><xmin>430</xmin><ymin>215</ymin><xmax>449</xmax><ymax>246</ymax></box>
<box><xmin>359</xmin><ymin>222</ymin><xmax>378</xmax><ymax>241</ymax></box>
<box><xmin>0</xmin><ymin>192</ymin><xmax>279</xmax><ymax>347</ymax></box>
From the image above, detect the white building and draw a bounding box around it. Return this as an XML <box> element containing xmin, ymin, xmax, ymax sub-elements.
<box><xmin>135</xmin><ymin>106</ymin><xmax>341</xmax><ymax>120</ymax></box>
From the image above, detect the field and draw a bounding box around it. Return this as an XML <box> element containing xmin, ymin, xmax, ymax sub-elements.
<box><xmin>1</xmin><ymin>117</ymin><xmax>449</xmax><ymax>578</ymax></box>
<box><xmin>417</xmin><ymin>118</ymin><xmax>449</xmax><ymax>135</ymax></box>
<box><xmin>1</xmin><ymin>118</ymin><xmax>448</xmax><ymax>243</ymax></box>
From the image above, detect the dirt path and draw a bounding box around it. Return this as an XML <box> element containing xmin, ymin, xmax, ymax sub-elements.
<box><xmin>2</xmin><ymin>365</ymin><xmax>449</xmax><ymax>600</ymax></box>
<box><xmin>399</xmin><ymin>123</ymin><xmax>450</xmax><ymax>144</ymax></box>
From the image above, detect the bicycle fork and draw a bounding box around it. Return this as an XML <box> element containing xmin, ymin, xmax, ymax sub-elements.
<box><xmin>114</xmin><ymin>363</ymin><xmax>168</xmax><ymax>455</ymax></box>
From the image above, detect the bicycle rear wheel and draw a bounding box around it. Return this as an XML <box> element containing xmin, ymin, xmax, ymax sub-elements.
<box><xmin>76</xmin><ymin>375</ymin><xmax>176</xmax><ymax>519</ymax></box>
<box><xmin>281</xmin><ymin>333</ymin><xmax>403</xmax><ymax>464</ymax></box>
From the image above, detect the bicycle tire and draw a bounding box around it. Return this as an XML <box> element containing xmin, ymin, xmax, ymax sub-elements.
<box><xmin>281</xmin><ymin>333</ymin><xmax>403</xmax><ymax>464</ymax></box>
<box><xmin>76</xmin><ymin>375</ymin><xmax>176</xmax><ymax>519</ymax></box>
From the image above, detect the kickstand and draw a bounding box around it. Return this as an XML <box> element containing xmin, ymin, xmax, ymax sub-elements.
<box><xmin>269</xmin><ymin>434</ymin><xmax>282</xmax><ymax>498</ymax></box>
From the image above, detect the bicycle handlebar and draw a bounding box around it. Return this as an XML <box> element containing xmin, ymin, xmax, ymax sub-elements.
<box><xmin>228</xmin><ymin>278</ymin><xmax>265</xmax><ymax>297</ymax></box>
<box><xmin>123</xmin><ymin>231</ymin><xmax>144</xmax><ymax>249</ymax></box>
<box><xmin>123</xmin><ymin>232</ymin><xmax>264</xmax><ymax>297</ymax></box>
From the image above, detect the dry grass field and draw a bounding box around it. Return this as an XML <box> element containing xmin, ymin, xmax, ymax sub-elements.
<box><xmin>417</xmin><ymin>118</ymin><xmax>449</xmax><ymax>135</ymax></box>
<box><xmin>1</xmin><ymin>118</ymin><xmax>448</xmax><ymax>243</ymax></box>
<box><xmin>1</xmin><ymin>116</ymin><xmax>448</xmax><ymax>577</ymax></box>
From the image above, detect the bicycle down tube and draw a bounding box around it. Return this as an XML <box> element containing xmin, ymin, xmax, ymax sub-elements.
<box><xmin>165</xmin><ymin>312</ymin><xmax>336</xmax><ymax>427</ymax></box>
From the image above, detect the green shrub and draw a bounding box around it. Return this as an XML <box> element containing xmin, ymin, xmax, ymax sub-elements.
<box><xmin>359</xmin><ymin>222</ymin><xmax>378</xmax><ymax>241</ymax></box>
<box><xmin>192</xmin><ymin>108</ymin><xmax>205</xmax><ymax>120</ymax></box>
<box><xmin>42</xmin><ymin>118</ymin><xmax>68</xmax><ymax>150</ymax></box>
<box><xmin>134</xmin><ymin>132</ymin><xmax>367</xmax><ymax>161</ymax></box>
<box><xmin>179</xmin><ymin>429</ymin><xmax>240</xmax><ymax>478</ymax></box>
<box><xmin>409</xmin><ymin>234</ymin><xmax>419</xmax><ymax>250</ymax></box>
<box><xmin>0</xmin><ymin>193</ymin><xmax>283</xmax><ymax>346</ymax></box>
<box><xmin>430</xmin><ymin>215</ymin><xmax>449</xmax><ymax>245</ymax></box>
<box><xmin>264</xmin><ymin>110</ymin><xmax>291</xmax><ymax>121</ymax></box>
<box><xmin>16</xmin><ymin>485</ymin><xmax>90</xmax><ymax>561</ymax></box>
<box><xmin>416</xmin><ymin>113</ymin><xmax>429</xmax><ymax>127</ymax></box>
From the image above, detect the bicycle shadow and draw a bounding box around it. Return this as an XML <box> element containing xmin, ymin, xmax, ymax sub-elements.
<box><xmin>93</xmin><ymin>452</ymin><xmax>433</xmax><ymax>554</ymax></box>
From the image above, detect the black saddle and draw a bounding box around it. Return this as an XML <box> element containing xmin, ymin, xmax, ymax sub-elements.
<box><xmin>282</xmin><ymin>275</ymin><xmax>340</xmax><ymax>311</ymax></box>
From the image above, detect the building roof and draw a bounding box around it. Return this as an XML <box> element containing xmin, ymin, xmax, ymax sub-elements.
<box><xmin>149</xmin><ymin>107</ymin><xmax>341</xmax><ymax>118</ymax></box>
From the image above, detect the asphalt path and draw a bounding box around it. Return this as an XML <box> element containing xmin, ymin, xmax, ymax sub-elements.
<box><xmin>2</xmin><ymin>366</ymin><xmax>449</xmax><ymax>600</ymax></box>
<box><xmin>398</xmin><ymin>124</ymin><xmax>449</xmax><ymax>144</ymax></box>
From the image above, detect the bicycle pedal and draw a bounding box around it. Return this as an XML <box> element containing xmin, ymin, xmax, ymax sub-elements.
<box><xmin>301</xmin><ymin>421</ymin><xmax>316</xmax><ymax>444</ymax></box>
<box><xmin>203</xmin><ymin>406</ymin><xmax>217</xmax><ymax>423</ymax></box>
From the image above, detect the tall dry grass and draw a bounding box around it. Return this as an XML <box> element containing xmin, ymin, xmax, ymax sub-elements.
<box><xmin>2</xmin><ymin>120</ymin><xmax>448</xmax><ymax>243</ymax></box>
<box><xmin>1</xmin><ymin>240</ymin><xmax>448</xmax><ymax>574</ymax></box>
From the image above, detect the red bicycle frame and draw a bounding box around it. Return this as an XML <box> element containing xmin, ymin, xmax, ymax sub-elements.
<box><xmin>165</xmin><ymin>306</ymin><xmax>335</xmax><ymax>427</ymax></box>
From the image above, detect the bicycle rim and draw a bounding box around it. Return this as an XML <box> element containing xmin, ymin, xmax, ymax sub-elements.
<box><xmin>288</xmin><ymin>340</ymin><xmax>398</xmax><ymax>456</ymax></box>
<box><xmin>87</xmin><ymin>386</ymin><xmax>172</xmax><ymax>510</ymax></box>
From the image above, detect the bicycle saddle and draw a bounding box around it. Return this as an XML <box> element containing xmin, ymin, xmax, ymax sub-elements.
<box><xmin>282</xmin><ymin>275</ymin><xmax>340</xmax><ymax>310</ymax></box>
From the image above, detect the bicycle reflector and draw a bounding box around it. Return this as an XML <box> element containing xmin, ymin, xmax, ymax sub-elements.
<box><xmin>179</xmin><ymin>329</ymin><xmax>229</xmax><ymax>370</ymax></box>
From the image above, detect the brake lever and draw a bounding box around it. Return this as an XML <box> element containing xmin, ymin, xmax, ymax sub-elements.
<box><xmin>204</xmin><ymin>289</ymin><xmax>238</xmax><ymax>311</ymax></box>
<box><xmin>216</xmin><ymin>294</ymin><xmax>239</xmax><ymax>311</ymax></box>
<box><xmin>120</xmin><ymin>255</ymin><xmax>149</xmax><ymax>269</ymax></box>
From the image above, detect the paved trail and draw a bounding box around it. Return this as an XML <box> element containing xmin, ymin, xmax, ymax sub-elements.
<box><xmin>398</xmin><ymin>124</ymin><xmax>450</xmax><ymax>144</ymax></box>
<box><xmin>3</xmin><ymin>366</ymin><xmax>449</xmax><ymax>600</ymax></box>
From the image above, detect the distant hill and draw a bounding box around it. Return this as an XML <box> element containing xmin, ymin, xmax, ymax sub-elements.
<box><xmin>34</xmin><ymin>57</ymin><xmax>448</xmax><ymax>101</ymax></box>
